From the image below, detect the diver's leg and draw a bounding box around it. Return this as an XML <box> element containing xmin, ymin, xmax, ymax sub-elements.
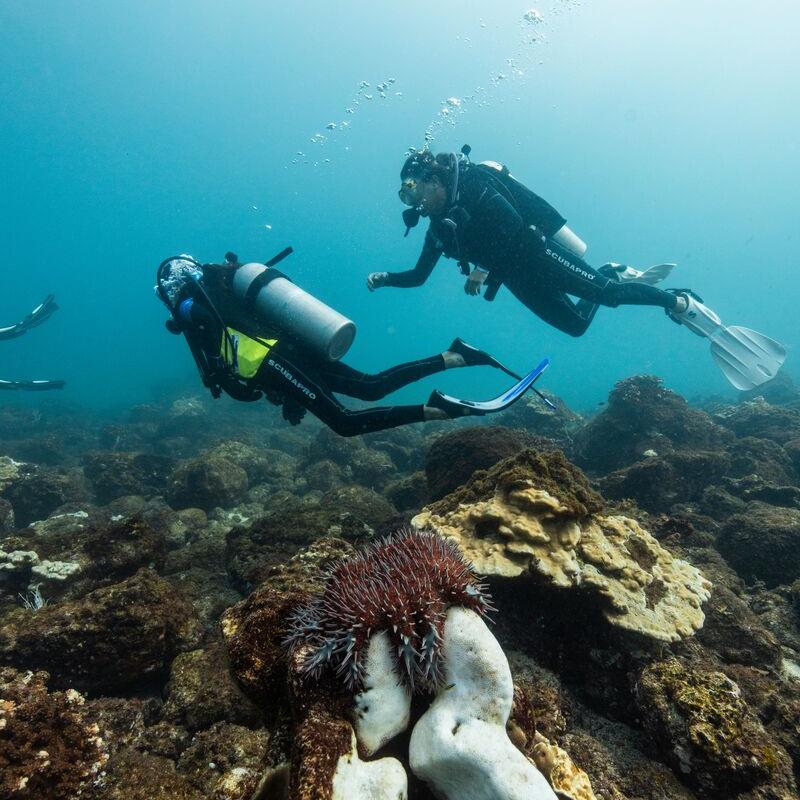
<box><xmin>316</xmin><ymin>354</ymin><xmax>448</xmax><ymax>402</ymax></box>
<box><xmin>502</xmin><ymin>274</ymin><xmax>596</xmax><ymax>338</ymax></box>
<box><xmin>258</xmin><ymin>350</ymin><xmax>428</xmax><ymax>437</ymax></box>
<box><xmin>529</xmin><ymin>240</ymin><xmax>679</xmax><ymax>310</ymax></box>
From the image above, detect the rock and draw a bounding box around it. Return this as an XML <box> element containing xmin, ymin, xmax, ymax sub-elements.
<box><xmin>713</xmin><ymin>397</ymin><xmax>800</xmax><ymax>445</ymax></box>
<box><xmin>0</xmin><ymin>569</ymin><xmax>195</xmax><ymax>693</ymax></box>
<box><xmin>168</xmin><ymin>452</ymin><xmax>249</xmax><ymax>511</ymax></box>
<box><xmin>176</xmin><ymin>722</ymin><xmax>270</xmax><ymax>796</ymax></box>
<box><xmin>162</xmin><ymin>644</ymin><xmax>262</xmax><ymax>732</ymax></box>
<box><xmin>222</xmin><ymin>537</ymin><xmax>355</xmax><ymax>710</ymax></box>
<box><xmin>2</xmin><ymin>516</ymin><xmax>168</xmax><ymax>602</ymax></box>
<box><xmin>599</xmin><ymin>450</ymin><xmax>730</xmax><ymax>514</ymax></box>
<box><xmin>414</xmin><ymin>449</ymin><xmax>711</xmax><ymax>643</ymax></box>
<box><xmin>225</xmin><ymin>490</ymin><xmax>395</xmax><ymax>591</ymax></box>
<box><xmin>717</xmin><ymin>502</ymin><xmax>800</xmax><ymax>587</ymax></box>
<box><xmin>82</xmin><ymin>451</ymin><xmax>176</xmax><ymax>503</ymax></box>
<box><xmin>304</xmin><ymin>459</ymin><xmax>343</xmax><ymax>492</ymax></box>
<box><xmin>497</xmin><ymin>390</ymin><xmax>583</xmax><ymax>446</ymax></box>
<box><xmin>1</xmin><ymin>465</ymin><xmax>88</xmax><ymax>527</ymax></box>
<box><xmin>635</xmin><ymin>657</ymin><xmax>795</xmax><ymax>797</ymax></box>
<box><xmin>204</xmin><ymin>441</ymin><xmax>295</xmax><ymax>486</ymax></box>
<box><xmin>425</xmin><ymin>425</ymin><xmax>547</xmax><ymax>501</ymax></box>
<box><xmin>696</xmin><ymin>584</ymin><xmax>783</xmax><ymax>667</ymax></box>
<box><xmin>83</xmin><ymin>748</ymin><xmax>203</xmax><ymax>800</ymax></box>
<box><xmin>0</xmin><ymin>667</ymin><xmax>108</xmax><ymax>800</ymax></box>
<box><xmin>349</xmin><ymin>448</ymin><xmax>397</xmax><ymax>491</ymax></box>
<box><xmin>726</xmin><ymin>436</ymin><xmax>798</xmax><ymax>485</ymax></box>
<box><xmin>572</xmin><ymin>375</ymin><xmax>732</xmax><ymax>475</ymax></box>
<box><xmin>384</xmin><ymin>471</ymin><xmax>429</xmax><ymax>512</ymax></box>
<box><xmin>0</xmin><ymin>497</ymin><xmax>14</xmax><ymax>533</ymax></box>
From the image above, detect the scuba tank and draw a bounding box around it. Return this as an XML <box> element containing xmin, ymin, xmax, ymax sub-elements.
<box><xmin>231</xmin><ymin>262</ymin><xmax>356</xmax><ymax>362</ymax></box>
<box><xmin>475</xmin><ymin>156</ymin><xmax>588</xmax><ymax>258</ymax></box>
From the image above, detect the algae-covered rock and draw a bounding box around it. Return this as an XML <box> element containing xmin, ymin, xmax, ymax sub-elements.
<box><xmin>0</xmin><ymin>667</ymin><xmax>108</xmax><ymax>800</ymax></box>
<box><xmin>599</xmin><ymin>450</ymin><xmax>730</xmax><ymax>514</ymax></box>
<box><xmin>0</xmin><ymin>569</ymin><xmax>195</xmax><ymax>693</ymax></box>
<box><xmin>414</xmin><ymin>449</ymin><xmax>711</xmax><ymax>642</ymax></box>
<box><xmin>713</xmin><ymin>397</ymin><xmax>800</xmax><ymax>445</ymax></box>
<box><xmin>162</xmin><ymin>643</ymin><xmax>263</xmax><ymax>733</ymax></box>
<box><xmin>717</xmin><ymin>502</ymin><xmax>800</xmax><ymax>587</ymax></box>
<box><xmin>425</xmin><ymin>425</ymin><xmax>546</xmax><ymax>501</ymax></box>
<box><xmin>168</xmin><ymin>452</ymin><xmax>249</xmax><ymax>511</ymax></box>
<box><xmin>572</xmin><ymin>375</ymin><xmax>732</xmax><ymax>475</ymax></box>
<box><xmin>222</xmin><ymin>537</ymin><xmax>355</xmax><ymax>710</ymax></box>
<box><xmin>82</xmin><ymin>450</ymin><xmax>176</xmax><ymax>503</ymax></box>
<box><xmin>635</xmin><ymin>658</ymin><xmax>795</xmax><ymax>797</ymax></box>
<box><xmin>225</xmin><ymin>489</ymin><xmax>390</xmax><ymax>590</ymax></box>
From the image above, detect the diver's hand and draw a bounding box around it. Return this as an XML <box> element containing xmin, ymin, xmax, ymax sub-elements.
<box><xmin>367</xmin><ymin>272</ymin><xmax>389</xmax><ymax>292</ymax></box>
<box><xmin>282</xmin><ymin>398</ymin><xmax>307</xmax><ymax>426</ymax></box>
<box><xmin>464</xmin><ymin>267</ymin><xmax>489</xmax><ymax>296</ymax></box>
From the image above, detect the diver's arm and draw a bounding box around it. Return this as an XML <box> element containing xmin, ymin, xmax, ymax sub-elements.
<box><xmin>380</xmin><ymin>232</ymin><xmax>442</xmax><ymax>289</ymax></box>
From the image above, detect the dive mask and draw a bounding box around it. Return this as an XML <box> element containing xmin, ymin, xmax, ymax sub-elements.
<box><xmin>398</xmin><ymin>176</ymin><xmax>424</xmax><ymax>207</ymax></box>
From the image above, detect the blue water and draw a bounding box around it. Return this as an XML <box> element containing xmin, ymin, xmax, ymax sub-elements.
<box><xmin>1</xmin><ymin>0</ymin><xmax>798</xmax><ymax>414</ymax></box>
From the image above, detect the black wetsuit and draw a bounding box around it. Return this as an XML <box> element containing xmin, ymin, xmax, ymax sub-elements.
<box><xmin>186</xmin><ymin>263</ymin><xmax>446</xmax><ymax>437</ymax></box>
<box><xmin>385</xmin><ymin>164</ymin><xmax>677</xmax><ymax>337</ymax></box>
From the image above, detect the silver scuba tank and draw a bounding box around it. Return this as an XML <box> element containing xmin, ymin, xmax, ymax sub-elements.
<box><xmin>551</xmin><ymin>225</ymin><xmax>588</xmax><ymax>258</ymax></box>
<box><xmin>232</xmin><ymin>263</ymin><xmax>356</xmax><ymax>361</ymax></box>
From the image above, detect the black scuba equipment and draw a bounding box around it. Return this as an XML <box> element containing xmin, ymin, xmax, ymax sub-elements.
<box><xmin>155</xmin><ymin>255</ymin><xmax>262</xmax><ymax>402</ymax></box>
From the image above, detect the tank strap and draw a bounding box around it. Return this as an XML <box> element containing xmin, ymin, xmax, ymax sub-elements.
<box><xmin>243</xmin><ymin>268</ymin><xmax>291</xmax><ymax>308</ymax></box>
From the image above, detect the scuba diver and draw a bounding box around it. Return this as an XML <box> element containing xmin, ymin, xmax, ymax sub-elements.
<box><xmin>366</xmin><ymin>146</ymin><xmax>786</xmax><ymax>391</ymax></box>
<box><xmin>156</xmin><ymin>250</ymin><xmax>551</xmax><ymax>437</ymax></box>
<box><xmin>0</xmin><ymin>295</ymin><xmax>65</xmax><ymax>391</ymax></box>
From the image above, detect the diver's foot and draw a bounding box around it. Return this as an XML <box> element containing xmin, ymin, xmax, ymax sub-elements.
<box><xmin>427</xmin><ymin>390</ymin><xmax>486</xmax><ymax>419</ymax></box>
<box><xmin>665</xmin><ymin>289</ymin><xmax>703</xmax><ymax>323</ymax></box>
<box><xmin>601</xmin><ymin>262</ymin><xmax>676</xmax><ymax>285</ymax></box>
<box><xmin>446</xmin><ymin>338</ymin><xmax>521</xmax><ymax>379</ymax></box>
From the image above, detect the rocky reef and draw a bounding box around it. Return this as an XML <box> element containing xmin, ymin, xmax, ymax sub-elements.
<box><xmin>0</xmin><ymin>373</ymin><xmax>798</xmax><ymax>799</ymax></box>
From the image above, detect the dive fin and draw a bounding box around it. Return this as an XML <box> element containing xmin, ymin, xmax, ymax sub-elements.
<box><xmin>606</xmin><ymin>263</ymin><xmax>676</xmax><ymax>285</ymax></box>
<box><xmin>670</xmin><ymin>294</ymin><xmax>786</xmax><ymax>390</ymax></box>
<box><xmin>0</xmin><ymin>379</ymin><xmax>66</xmax><ymax>391</ymax></box>
<box><xmin>0</xmin><ymin>295</ymin><xmax>59</xmax><ymax>341</ymax></box>
<box><xmin>429</xmin><ymin>357</ymin><xmax>550</xmax><ymax>416</ymax></box>
<box><xmin>709</xmin><ymin>326</ymin><xmax>787</xmax><ymax>391</ymax></box>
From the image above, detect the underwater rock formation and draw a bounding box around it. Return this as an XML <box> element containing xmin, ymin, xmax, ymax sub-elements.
<box><xmin>717</xmin><ymin>502</ymin><xmax>800</xmax><ymax>587</ymax></box>
<box><xmin>635</xmin><ymin>657</ymin><xmax>796</xmax><ymax>798</ymax></box>
<box><xmin>168</xmin><ymin>450</ymin><xmax>249</xmax><ymax>511</ymax></box>
<box><xmin>0</xmin><ymin>667</ymin><xmax>108</xmax><ymax>799</ymax></box>
<box><xmin>425</xmin><ymin>425</ymin><xmax>547</xmax><ymax>501</ymax></box>
<box><xmin>571</xmin><ymin>375</ymin><xmax>732</xmax><ymax>474</ymax></box>
<box><xmin>414</xmin><ymin>449</ymin><xmax>711</xmax><ymax>642</ymax></box>
<box><xmin>82</xmin><ymin>451</ymin><xmax>176</xmax><ymax>504</ymax></box>
<box><xmin>0</xmin><ymin>568</ymin><xmax>196</xmax><ymax>693</ymax></box>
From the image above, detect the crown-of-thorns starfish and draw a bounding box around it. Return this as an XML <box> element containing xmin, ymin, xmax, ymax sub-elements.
<box><xmin>285</xmin><ymin>529</ymin><xmax>494</xmax><ymax>692</ymax></box>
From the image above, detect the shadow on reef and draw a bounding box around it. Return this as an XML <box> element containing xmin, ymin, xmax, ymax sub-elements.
<box><xmin>0</xmin><ymin>371</ymin><xmax>799</xmax><ymax>798</ymax></box>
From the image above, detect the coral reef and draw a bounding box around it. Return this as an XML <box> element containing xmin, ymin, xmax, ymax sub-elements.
<box><xmin>1</xmin><ymin>371</ymin><xmax>799</xmax><ymax>799</ymax></box>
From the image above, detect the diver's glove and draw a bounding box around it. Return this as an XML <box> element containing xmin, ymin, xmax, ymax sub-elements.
<box><xmin>367</xmin><ymin>272</ymin><xmax>389</xmax><ymax>291</ymax></box>
<box><xmin>464</xmin><ymin>267</ymin><xmax>489</xmax><ymax>296</ymax></box>
<box><xmin>282</xmin><ymin>397</ymin><xmax>307</xmax><ymax>426</ymax></box>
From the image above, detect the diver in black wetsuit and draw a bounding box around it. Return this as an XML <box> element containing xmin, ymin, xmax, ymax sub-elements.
<box><xmin>157</xmin><ymin>252</ymin><xmax>546</xmax><ymax>437</ymax></box>
<box><xmin>367</xmin><ymin>148</ymin><xmax>686</xmax><ymax>338</ymax></box>
<box><xmin>366</xmin><ymin>148</ymin><xmax>787</xmax><ymax>391</ymax></box>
